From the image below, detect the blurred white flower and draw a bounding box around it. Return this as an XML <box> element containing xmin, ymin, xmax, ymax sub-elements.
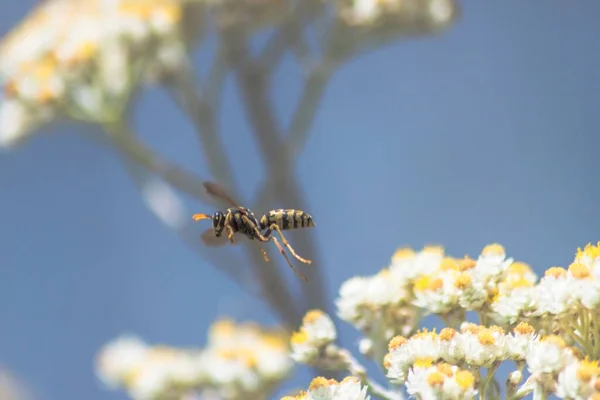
<box><xmin>96</xmin><ymin>318</ymin><xmax>292</xmax><ymax>400</ymax></box>
<box><xmin>0</xmin><ymin>0</ymin><xmax>204</xmax><ymax>148</ymax></box>
<box><xmin>290</xmin><ymin>309</ymin><xmax>339</xmax><ymax>366</ymax></box>
<box><xmin>141</xmin><ymin>179</ymin><xmax>187</xmax><ymax>229</ymax></box>
<box><xmin>281</xmin><ymin>376</ymin><xmax>370</xmax><ymax>400</ymax></box>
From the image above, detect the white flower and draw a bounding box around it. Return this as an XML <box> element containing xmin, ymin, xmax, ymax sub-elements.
<box><xmin>526</xmin><ymin>336</ymin><xmax>571</xmax><ymax>375</ymax></box>
<box><xmin>555</xmin><ymin>358</ymin><xmax>599</xmax><ymax>399</ymax></box>
<box><xmin>95</xmin><ymin>335</ymin><xmax>150</xmax><ymax>388</ymax></box>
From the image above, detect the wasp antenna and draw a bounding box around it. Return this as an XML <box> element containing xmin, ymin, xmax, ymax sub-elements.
<box><xmin>192</xmin><ymin>213</ymin><xmax>212</xmax><ymax>221</ymax></box>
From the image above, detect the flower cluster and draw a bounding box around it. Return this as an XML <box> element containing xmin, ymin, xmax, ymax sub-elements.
<box><xmin>287</xmin><ymin>241</ymin><xmax>600</xmax><ymax>400</ymax></box>
<box><xmin>0</xmin><ymin>0</ymin><xmax>203</xmax><ymax>147</ymax></box>
<box><xmin>95</xmin><ymin>318</ymin><xmax>293</xmax><ymax>400</ymax></box>
<box><xmin>281</xmin><ymin>376</ymin><xmax>370</xmax><ymax>400</ymax></box>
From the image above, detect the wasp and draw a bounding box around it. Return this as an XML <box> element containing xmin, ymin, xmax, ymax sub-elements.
<box><xmin>192</xmin><ymin>181</ymin><xmax>316</xmax><ymax>281</ymax></box>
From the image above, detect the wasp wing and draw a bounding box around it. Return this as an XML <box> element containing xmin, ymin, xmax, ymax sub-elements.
<box><xmin>203</xmin><ymin>181</ymin><xmax>241</xmax><ymax>208</ymax></box>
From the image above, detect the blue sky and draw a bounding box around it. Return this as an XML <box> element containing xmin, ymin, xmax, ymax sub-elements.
<box><xmin>0</xmin><ymin>1</ymin><xmax>599</xmax><ymax>399</ymax></box>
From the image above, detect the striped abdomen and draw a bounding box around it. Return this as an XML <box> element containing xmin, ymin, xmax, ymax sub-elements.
<box><xmin>259</xmin><ymin>209</ymin><xmax>316</xmax><ymax>231</ymax></box>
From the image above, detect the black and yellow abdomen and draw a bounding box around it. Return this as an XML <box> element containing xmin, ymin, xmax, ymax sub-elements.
<box><xmin>259</xmin><ymin>209</ymin><xmax>316</xmax><ymax>231</ymax></box>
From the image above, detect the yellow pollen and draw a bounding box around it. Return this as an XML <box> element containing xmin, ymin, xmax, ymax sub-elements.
<box><xmin>482</xmin><ymin>243</ymin><xmax>505</xmax><ymax>257</ymax></box>
<box><xmin>211</xmin><ymin>319</ymin><xmax>236</xmax><ymax>336</ymax></box>
<box><xmin>506</xmin><ymin>276</ymin><xmax>534</xmax><ymax>289</ymax></box>
<box><xmin>439</xmin><ymin>328</ymin><xmax>457</xmax><ymax>342</ymax></box>
<box><xmin>455</xmin><ymin>370</ymin><xmax>475</xmax><ymax>389</ymax></box>
<box><xmin>577</xmin><ymin>242</ymin><xmax>600</xmax><ymax>261</ymax></box>
<box><xmin>388</xmin><ymin>335</ymin><xmax>408</xmax><ymax>350</ymax></box>
<box><xmin>291</xmin><ymin>330</ymin><xmax>308</xmax><ymax>345</ymax></box>
<box><xmin>436</xmin><ymin>363</ymin><xmax>454</xmax><ymax>377</ymax></box>
<box><xmin>393</xmin><ymin>247</ymin><xmax>416</xmax><ymax>261</ymax></box>
<box><xmin>489</xmin><ymin>325</ymin><xmax>505</xmax><ymax>335</ymax></box>
<box><xmin>426</xmin><ymin>371</ymin><xmax>446</xmax><ymax>386</ymax></box>
<box><xmin>414</xmin><ymin>275</ymin><xmax>431</xmax><ymax>292</ymax></box>
<box><xmin>383</xmin><ymin>353</ymin><xmax>392</xmax><ymax>369</ymax></box>
<box><xmin>303</xmin><ymin>309</ymin><xmax>325</xmax><ymax>324</ymax></box>
<box><xmin>541</xmin><ymin>335</ymin><xmax>566</xmax><ymax>348</ymax></box>
<box><xmin>281</xmin><ymin>397</ymin><xmax>298</xmax><ymax>400</ymax></box>
<box><xmin>488</xmin><ymin>287</ymin><xmax>499</xmax><ymax>303</ymax></box>
<box><xmin>414</xmin><ymin>357</ymin><xmax>434</xmax><ymax>368</ymax></box>
<box><xmin>439</xmin><ymin>257</ymin><xmax>459</xmax><ymax>271</ymax></box>
<box><xmin>477</xmin><ymin>330</ymin><xmax>495</xmax><ymax>346</ymax></box>
<box><xmin>514</xmin><ymin>322</ymin><xmax>535</xmax><ymax>336</ymax></box>
<box><xmin>507</xmin><ymin>261</ymin><xmax>532</xmax><ymax>276</ymax></box>
<box><xmin>423</xmin><ymin>245</ymin><xmax>445</xmax><ymax>256</ymax></box>
<box><xmin>569</xmin><ymin>262</ymin><xmax>591</xmax><ymax>279</ymax></box>
<box><xmin>461</xmin><ymin>323</ymin><xmax>481</xmax><ymax>335</ymax></box>
<box><xmin>454</xmin><ymin>273</ymin><xmax>472</xmax><ymax>289</ymax></box>
<box><xmin>545</xmin><ymin>266</ymin><xmax>567</xmax><ymax>279</ymax></box>
<box><xmin>458</xmin><ymin>257</ymin><xmax>476</xmax><ymax>271</ymax></box>
<box><xmin>308</xmin><ymin>376</ymin><xmax>331</xmax><ymax>390</ymax></box>
<box><xmin>576</xmin><ymin>359</ymin><xmax>600</xmax><ymax>382</ymax></box>
<box><xmin>413</xmin><ymin>328</ymin><xmax>438</xmax><ymax>340</ymax></box>
<box><xmin>429</xmin><ymin>277</ymin><xmax>443</xmax><ymax>291</ymax></box>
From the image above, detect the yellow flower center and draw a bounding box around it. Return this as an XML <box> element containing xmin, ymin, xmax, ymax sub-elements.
<box><xmin>436</xmin><ymin>362</ymin><xmax>454</xmax><ymax>377</ymax></box>
<box><xmin>461</xmin><ymin>323</ymin><xmax>482</xmax><ymax>335</ymax></box>
<box><xmin>303</xmin><ymin>309</ymin><xmax>326</xmax><ymax>324</ymax></box>
<box><xmin>545</xmin><ymin>266</ymin><xmax>567</xmax><ymax>279</ymax></box>
<box><xmin>439</xmin><ymin>257</ymin><xmax>459</xmax><ymax>271</ymax></box>
<box><xmin>458</xmin><ymin>257</ymin><xmax>476</xmax><ymax>271</ymax></box>
<box><xmin>439</xmin><ymin>328</ymin><xmax>457</xmax><ymax>342</ymax></box>
<box><xmin>455</xmin><ymin>370</ymin><xmax>475</xmax><ymax>389</ymax></box>
<box><xmin>291</xmin><ymin>330</ymin><xmax>308</xmax><ymax>345</ymax></box>
<box><xmin>426</xmin><ymin>371</ymin><xmax>446</xmax><ymax>386</ymax></box>
<box><xmin>477</xmin><ymin>330</ymin><xmax>495</xmax><ymax>346</ymax></box>
<box><xmin>576</xmin><ymin>242</ymin><xmax>600</xmax><ymax>261</ymax></box>
<box><xmin>423</xmin><ymin>245</ymin><xmax>445</xmax><ymax>256</ymax></box>
<box><xmin>414</xmin><ymin>357</ymin><xmax>434</xmax><ymax>368</ymax></box>
<box><xmin>576</xmin><ymin>359</ymin><xmax>600</xmax><ymax>382</ymax></box>
<box><xmin>308</xmin><ymin>376</ymin><xmax>331</xmax><ymax>390</ymax></box>
<box><xmin>414</xmin><ymin>276</ymin><xmax>443</xmax><ymax>292</ymax></box>
<box><xmin>569</xmin><ymin>262</ymin><xmax>591</xmax><ymax>279</ymax></box>
<box><xmin>507</xmin><ymin>261</ymin><xmax>532</xmax><ymax>276</ymax></box>
<box><xmin>388</xmin><ymin>335</ymin><xmax>408</xmax><ymax>350</ymax></box>
<box><xmin>454</xmin><ymin>273</ymin><xmax>472</xmax><ymax>289</ymax></box>
<box><xmin>392</xmin><ymin>247</ymin><xmax>416</xmax><ymax>261</ymax></box>
<box><xmin>482</xmin><ymin>243</ymin><xmax>505</xmax><ymax>257</ymax></box>
<box><xmin>514</xmin><ymin>322</ymin><xmax>535</xmax><ymax>336</ymax></box>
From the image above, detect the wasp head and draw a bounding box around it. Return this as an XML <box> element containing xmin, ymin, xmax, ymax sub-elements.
<box><xmin>212</xmin><ymin>211</ymin><xmax>225</xmax><ymax>236</ymax></box>
<box><xmin>192</xmin><ymin>210</ymin><xmax>225</xmax><ymax>237</ymax></box>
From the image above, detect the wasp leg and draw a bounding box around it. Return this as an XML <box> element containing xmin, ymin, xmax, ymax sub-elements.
<box><xmin>269</xmin><ymin>235</ymin><xmax>307</xmax><ymax>281</ymax></box>
<box><xmin>226</xmin><ymin>225</ymin><xmax>235</xmax><ymax>243</ymax></box>
<box><xmin>266</xmin><ymin>224</ymin><xmax>312</xmax><ymax>265</ymax></box>
<box><xmin>238</xmin><ymin>215</ymin><xmax>270</xmax><ymax>262</ymax></box>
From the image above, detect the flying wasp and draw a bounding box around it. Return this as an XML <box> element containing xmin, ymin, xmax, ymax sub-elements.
<box><xmin>192</xmin><ymin>181</ymin><xmax>316</xmax><ymax>281</ymax></box>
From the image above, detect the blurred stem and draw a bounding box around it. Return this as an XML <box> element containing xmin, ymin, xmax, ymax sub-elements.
<box><xmin>103</xmin><ymin>118</ymin><xmax>301</xmax><ymax>328</ymax></box>
<box><xmin>166</xmin><ymin>62</ymin><xmax>236</xmax><ymax>189</ymax></box>
<box><xmin>229</xmin><ymin>39</ymin><xmax>328</xmax><ymax>316</ymax></box>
